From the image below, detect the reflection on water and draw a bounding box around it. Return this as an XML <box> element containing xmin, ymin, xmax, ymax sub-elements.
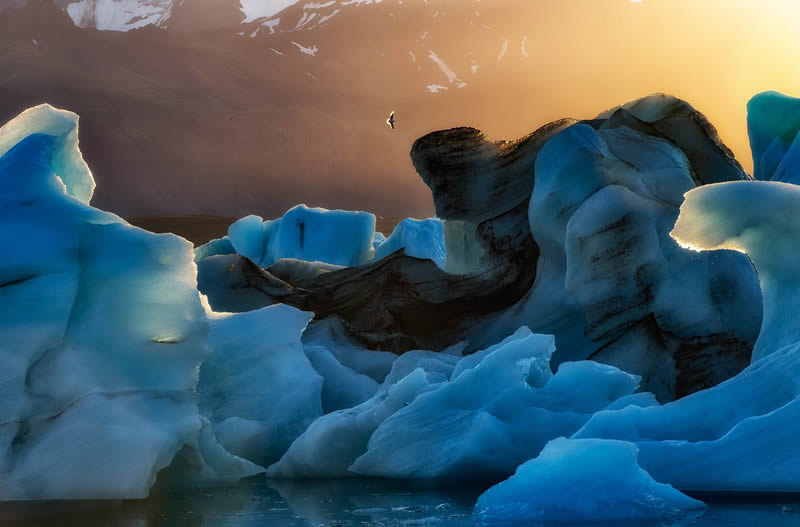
<box><xmin>1</xmin><ymin>478</ymin><xmax>800</xmax><ymax>526</ymax></box>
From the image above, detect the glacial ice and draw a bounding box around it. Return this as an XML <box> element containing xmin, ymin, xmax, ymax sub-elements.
<box><xmin>228</xmin><ymin>214</ymin><xmax>273</xmax><ymax>266</ymax></box>
<box><xmin>747</xmin><ymin>91</ymin><xmax>800</xmax><ymax>183</ymax></box>
<box><xmin>199</xmin><ymin>305</ymin><xmax>323</xmax><ymax>468</ymax></box>
<box><xmin>372</xmin><ymin>231</ymin><xmax>387</xmax><ymax>251</ymax></box>
<box><xmin>301</xmin><ymin>317</ymin><xmax>398</xmax><ymax>383</ymax></box>
<box><xmin>196</xmin><ymin>254</ymin><xmax>276</xmax><ymax>314</ymax></box>
<box><xmin>0</xmin><ymin>104</ymin><xmax>94</xmax><ymax>203</ymax></box>
<box><xmin>672</xmin><ymin>181</ymin><xmax>800</xmax><ymax>362</ymax></box>
<box><xmin>565</xmin><ymin>179</ymin><xmax>800</xmax><ymax>492</ymax></box>
<box><xmin>304</xmin><ymin>345</ymin><xmax>379</xmax><ymax>413</ymax></box>
<box><xmin>266</xmin><ymin>350</ymin><xmax>457</xmax><ymax>478</ymax></box>
<box><xmin>227</xmin><ymin>205</ymin><xmax>376</xmax><ymax>268</ymax></box>
<box><xmin>574</xmin><ymin>341</ymin><xmax>800</xmax><ymax>492</ymax></box>
<box><xmin>6</xmin><ymin>91</ymin><xmax>800</xmax><ymax>512</ymax></box>
<box><xmin>194</xmin><ymin>236</ymin><xmax>235</xmax><ymax>261</ymax></box>
<box><xmin>350</xmin><ymin>331</ymin><xmax>642</xmax><ymax>480</ymax></box>
<box><xmin>473</xmin><ymin>438</ymin><xmax>706</xmax><ymax>524</ymax></box>
<box><xmin>476</xmin><ymin>118</ymin><xmax>761</xmax><ymax>401</ymax></box>
<box><xmin>270</xmin><ymin>327</ymin><xmax>643</xmax><ymax>480</ymax></box>
<box><xmin>0</xmin><ymin>104</ymin><xmax>255</xmax><ymax>499</ymax></box>
<box><xmin>373</xmin><ymin>217</ymin><xmax>446</xmax><ymax>269</ymax></box>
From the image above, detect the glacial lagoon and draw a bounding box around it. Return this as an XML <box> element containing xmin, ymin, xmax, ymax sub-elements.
<box><xmin>2</xmin><ymin>480</ymin><xmax>800</xmax><ymax>527</ymax></box>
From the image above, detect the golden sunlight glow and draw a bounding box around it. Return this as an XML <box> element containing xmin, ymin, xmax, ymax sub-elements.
<box><xmin>464</xmin><ymin>0</ymin><xmax>800</xmax><ymax>176</ymax></box>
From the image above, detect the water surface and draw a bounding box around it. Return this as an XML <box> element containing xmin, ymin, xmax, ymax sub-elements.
<box><xmin>1</xmin><ymin>479</ymin><xmax>799</xmax><ymax>526</ymax></box>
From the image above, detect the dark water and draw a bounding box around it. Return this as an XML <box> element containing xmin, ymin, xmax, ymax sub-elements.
<box><xmin>1</xmin><ymin>479</ymin><xmax>799</xmax><ymax>527</ymax></box>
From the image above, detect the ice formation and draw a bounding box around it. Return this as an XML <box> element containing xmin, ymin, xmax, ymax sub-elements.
<box><xmin>215</xmin><ymin>96</ymin><xmax>760</xmax><ymax>401</ymax></box>
<box><xmin>0</xmin><ymin>104</ymin><xmax>94</xmax><ymax>203</ymax></box>
<box><xmin>563</xmin><ymin>179</ymin><xmax>800</xmax><ymax>493</ymax></box>
<box><xmin>473</xmin><ymin>438</ymin><xmax>706</xmax><ymax>524</ymax></box>
<box><xmin>747</xmin><ymin>91</ymin><xmax>800</xmax><ymax>183</ymax></box>
<box><xmin>372</xmin><ymin>230</ymin><xmax>386</xmax><ymax>249</ymax></box>
<box><xmin>304</xmin><ymin>345</ymin><xmax>379</xmax><ymax>413</ymax></box>
<box><xmin>474</xmin><ymin>98</ymin><xmax>761</xmax><ymax>401</ymax></box>
<box><xmin>574</xmin><ymin>341</ymin><xmax>800</xmax><ymax>492</ymax></box>
<box><xmin>373</xmin><ymin>217</ymin><xmax>446</xmax><ymax>269</ymax></box>
<box><xmin>194</xmin><ymin>236</ymin><xmax>235</xmax><ymax>261</ymax></box>
<box><xmin>672</xmin><ymin>181</ymin><xmax>800</xmax><ymax>361</ymax></box>
<box><xmin>270</xmin><ymin>328</ymin><xmax>643</xmax><ymax>480</ymax></box>
<box><xmin>266</xmin><ymin>350</ymin><xmax>458</xmax><ymax>478</ymax></box>
<box><xmin>5</xmin><ymin>90</ymin><xmax>800</xmax><ymax>513</ymax></box>
<box><xmin>350</xmin><ymin>331</ymin><xmax>642</xmax><ymax>480</ymax></box>
<box><xmin>0</xmin><ymin>105</ymin><xmax>256</xmax><ymax>500</ymax></box>
<box><xmin>199</xmin><ymin>305</ymin><xmax>323</xmax><ymax>468</ymax></box>
<box><xmin>196</xmin><ymin>254</ymin><xmax>276</xmax><ymax>314</ymax></box>
<box><xmin>227</xmin><ymin>205</ymin><xmax>376</xmax><ymax>268</ymax></box>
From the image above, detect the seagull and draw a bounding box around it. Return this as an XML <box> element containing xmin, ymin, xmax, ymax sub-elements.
<box><xmin>386</xmin><ymin>111</ymin><xmax>395</xmax><ymax>130</ymax></box>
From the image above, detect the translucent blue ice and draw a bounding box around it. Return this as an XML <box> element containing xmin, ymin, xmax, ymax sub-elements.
<box><xmin>747</xmin><ymin>91</ymin><xmax>800</xmax><ymax>183</ymax></box>
<box><xmin>373</xmin><ymin>217</ymin><xmax>446</xmax><ymax>268</ymax></box>
<box><xmin>270</xmin><ymin>328</ymin><xmax>644</xmax><ymax>480</ymax></box>
<box><xmin>473</xmin><ymin>438</ymin><xmax>706</xmax><ymax>524</ymax></box>
<box><xmin>227</xmin><ymin>205</ymin><xmax>376</xmax><ymax>268</ymax></box>
<box><xmin>0</xmin><ymin>105</ymin><xmax>258</xmax><ymax>500</ymax></box>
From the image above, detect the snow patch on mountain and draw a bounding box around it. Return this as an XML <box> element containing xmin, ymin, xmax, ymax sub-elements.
<box><xmin>65</xmin><ymin>0</ymin><xmax>173</xmax><ymax>31</ymax></box>
<box><xmin>292</xmin><ymin>41</ymin><xmax>319</xmax><ymax>56</ymax></box>
<box><xmin>427</xmin><ymin>50</ymin><xmax>467</xmax><ymax>89</ymax></box>
<box><xmin>240</xmin><ymin>0</ymin><xmax>298</xmax><ymax>23</ymax></box>
<box><xmin>497</xmin><ymin>38</ymin><xmax>509</xmax><ymax>60</ymax></box>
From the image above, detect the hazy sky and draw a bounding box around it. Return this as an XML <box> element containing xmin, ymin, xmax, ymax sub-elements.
<box><xmin>456</xmin><ymin>0</ymin><xmax>800</xmax><ymax>176</ymax></box>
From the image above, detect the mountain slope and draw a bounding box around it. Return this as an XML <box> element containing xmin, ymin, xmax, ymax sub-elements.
<box><xmin>2</xmin><ymin>0</ymin><xmax>791</xmax><ymax>219</ymax></box>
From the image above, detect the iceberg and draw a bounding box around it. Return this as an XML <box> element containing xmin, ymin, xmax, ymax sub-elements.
<box><xmin>196</xmin><ymin>254</ymin><xmax>277</xmax><ymax>314</ymax></box>
<box><xmin>227</xmin><ymin>205</ymin><xmax>376</xmax><ymax>268</ymax></box>
<box><xmin>194</xmin><ymin>236</ymin><xmax>235</xmax><ymax>261</ymax></box>
<box><xmin>0</xmin><ymin>104</ymin><xmax>255</xmax><ymax>499</ymax></box>
<box><xmin>567</xmin><ymin>179</ymin><xmax>800</xmax><ymax>493</ymax></box>
<box><xmin>478</xmin><ymin>102</ymin><xmax>760</xmax><ymax>401</ymax></box>
<box><xmin>747</xmin><ymin>91</ymin><xmax>800</xmax><ymax>183</ymax></box>
<box><xmin>350</xmin><ymin>330</ymin><xmax>642</xmax><ymax>480</ymax></box>
<box><xmin>301</xmin><ymin>317</ymin><xmax>397</xmax><ymax>383</ymax></box>
<box><xmin>266</xmin><ymin>350</ymin><xmax>457</xmax><ymax>478</ymax></box>
<box><xmin>271</xmin><ymin>328</ymin><xmax>643</xmax><ymax>480</ymax></box>
<box><xmin>373</xmin><ymin>217</ymin><xmax>446</xmax><ymax>269</ymax></box>
<box><xmin>0</xmin><ymin>104</ymin><xmax>94</xmax><ymax>204</ymax></box>
<box><xmin>574</xmin><ymin>341</ymin><xmax>800</xmax><ymax>492</ymax></box>
<box><xmin>3</xmin><ymin>92</ymin><xmax>796</xmax><ymax>506</ymax></box>
<box><xmin>199</xmin><ymin>305</ymin><xmax>323</xmax><ymax>468</ymax></box>
<box><xmin>304</xmin><ymin>345</ymin><xmax>379</xmax><ymax>413</ymax></box>
<box><xmin>473</xmin><ymin>438</ymin><xmax>706</xmax><ymax>524</ymax></box>
<box><xmin>672</xmin><ymin>180</ymin><xmax>800</xmax><ymax>361</ymax></box>
<box><xmin>372</xmin><ymin>230</ymin><xmax>386</xmax><ymax>249</ymax></box>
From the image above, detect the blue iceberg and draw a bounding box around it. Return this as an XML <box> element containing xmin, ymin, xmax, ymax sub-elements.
<box><xmin>473</xmin><ymin>438</ymin><xmax>706</xmax><ymax>524</ymax></box>
<box><xmin>373</xmin><ymin>217</ymin><xmax>446</xmax><ymax>268</ymax></box>
<box><xmin>0</xmin><ymin>105</ymin><xmax>258</xmax><ymax>500</ymax></box>
<box><xmin>227</xmin><ymin>205</ymin><xmax>376</xmax><ymax>268</ymax></box>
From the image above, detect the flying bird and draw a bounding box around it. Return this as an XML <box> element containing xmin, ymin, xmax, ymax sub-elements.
<box><xmin>386</xmin><ymin>111</ymin><xmax>395</xmax><ymax>130</ymax></box>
